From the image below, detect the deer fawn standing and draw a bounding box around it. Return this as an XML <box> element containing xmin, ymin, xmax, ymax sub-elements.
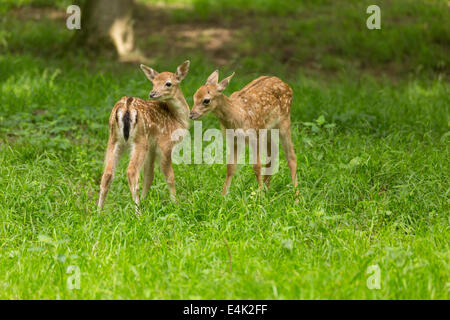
<box><xmin>189</xmin><ymin>70</ymin><xmax>298</xmax><ymax>195</ymax></box>
<box><xmin>97</xmin><ymin>61</ymin><xmax>191</xmax><ymax>210</ymax></box>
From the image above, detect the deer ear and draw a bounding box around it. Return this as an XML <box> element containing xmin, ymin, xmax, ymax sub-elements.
<box><xmin>176</xmin><ymin>60</ymin><xmax>190</xmax><ymax>81</ymax></box>
<box><xmin>206</xmin><ymin>70</ymin><xmax>219</xmax><ymax>85</ymax></box>
<box><xmin>140</xmin><ymin>64</ymin><xmax>158</xmax><ymax>81</ymax></box>
<box><xmin>217</xmin><ymin>72</ymin><xmax>235</xmax><ymax>92</ymax></box>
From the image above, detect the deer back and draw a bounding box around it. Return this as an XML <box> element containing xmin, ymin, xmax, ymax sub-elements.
<box><xmin>230</xmin><ymin>76</ymin><xmax>293</xmax><ymax>129</ymax></box>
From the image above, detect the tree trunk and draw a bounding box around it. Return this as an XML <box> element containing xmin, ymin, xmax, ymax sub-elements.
<box><xmin>74</xmin><ymin>0</ymin><xmax>135</xmax><ymax>58</ymax></box>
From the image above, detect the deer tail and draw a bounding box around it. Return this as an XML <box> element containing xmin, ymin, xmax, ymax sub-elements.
<box><xmin>115</xmin><ymin>97</ymin><xmax>134</xmax><ymax>142</ymax></box>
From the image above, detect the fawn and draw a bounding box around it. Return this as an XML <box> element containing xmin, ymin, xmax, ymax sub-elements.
<box><xmin>97</xmin><ymin>61</ymin><xmax>191</xmax><ymax>210</ymax></box>
<box><xmin>189</xmin><ymin>70</ymin><xmax>298</xmax><ymax>195</ymax></box>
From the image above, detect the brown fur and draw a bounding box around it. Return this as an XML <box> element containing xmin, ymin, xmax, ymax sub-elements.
<box><xmin>98</xmin><ymin>61</ymin><xmax>191</xmax><ymax>212</ymax></box>
<box><xmin>190</xmin><ymin>71</ymin><xmax>298</xmax><ymax>195</ymax></box>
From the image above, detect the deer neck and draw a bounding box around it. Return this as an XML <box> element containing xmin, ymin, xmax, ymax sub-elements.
<box><xmin>165</xmin><ymin>88</ymin><xmax>190</xmax><ymax>128</ymax></box>
<box><xmin>213</xmin><ymin>94</ymin><xmax>243</xmax><ymax>129</ymax></box>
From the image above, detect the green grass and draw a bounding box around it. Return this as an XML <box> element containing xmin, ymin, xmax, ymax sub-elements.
<box><xmin>0</xmin><ymin>0</ymin><xmax>449</xmax><ymax>299</ymax></box>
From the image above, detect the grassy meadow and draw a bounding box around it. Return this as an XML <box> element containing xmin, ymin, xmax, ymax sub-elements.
<box><xmin>0</xmin><ymin>0</ymin><xmax>449</xmax><ymax>299</ymax></box>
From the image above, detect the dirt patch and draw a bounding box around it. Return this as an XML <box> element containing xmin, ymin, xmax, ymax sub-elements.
<box><xmin>132</xmin><ymin>3</ymin><xmax>241</xmax><ymax>66</ymax></box>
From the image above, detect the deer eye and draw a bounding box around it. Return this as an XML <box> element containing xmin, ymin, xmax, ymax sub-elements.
<box><xmin>165</xmin><ymin>82</ymin><xmax>172</xmax><ymax>87</ymax></box>
<box><xmin>203</xmin><ymin>98</ymin><xmax>210</xmax><ymax>105</ymax></box>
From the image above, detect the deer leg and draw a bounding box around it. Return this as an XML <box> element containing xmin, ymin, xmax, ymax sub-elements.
<box><xmin>127</xmin><ymin>141</ymin><xmax>148</xmax><ymax>211</ymax></box>
<box><xmin>98</xmin><ymin>140</ymin><xmax>124</xmax><ymax>210</ymax></box>
<box><xmin>252</xmin><ymin>139</ymin><xmax>263</xmax><ymax>189</ymax></box>
<box><xmin>142</xmin><ymin>145</ymin><xmax>156</xmax><ymax>200</ymax></box>
<box><xmin>263</xmin><ymin>132</ymin><xmax>272</xmax><ymax>188</ymax></box>
<box><xmin>222</xmin><ymin>143</ymin><xmax>238</xmax><ymax>196</ymax></box>
<box><xmin>253</xmin><ymin>162</ymin><xmax>263</xmax><ymax>188</ymax></box>
<box><xmin>280</xmin><ymin>121</ymin><xmax>298</xmax><ymax>192</ymax></box>
<box><xmin>160</xmin><ymin>147</ymin><xmax>177</xmax><ymax>202</ymax></box>
<box><xmin>222</xmin><ymin>163</ymin><xmax>237</xmax><ymax>196</ymax></box>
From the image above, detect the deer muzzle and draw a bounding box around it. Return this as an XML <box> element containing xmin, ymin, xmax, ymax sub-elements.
<box><xmin>149</xmin><ymin>91</ymin><xmax>160</xmax><ymax>99</ymax></box>
<box><xmin>189</xmin><ymin>112</ymin><xmax>200</xmax><ymax>120</ymax></box>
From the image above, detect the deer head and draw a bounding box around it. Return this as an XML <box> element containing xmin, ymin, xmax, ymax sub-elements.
<box><xmin>189</xmin><ymin>70</ymin><xmax>235</xmax><ymax>120</ymax></box>
<box><xmin>140</xmin><ymin>60</ymin><xmax>190</xmax><ymax>101</ymax></box>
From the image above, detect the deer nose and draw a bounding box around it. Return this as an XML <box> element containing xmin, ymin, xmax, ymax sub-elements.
<box><xmin>189</xmin><ymin>112</ymin><xmax>198</xmax><ymax>120</ymax></box>
<box><xmin>149</xmin><ymin>91</ymin><xmax>157</xmax><ymax>98</ymax></box>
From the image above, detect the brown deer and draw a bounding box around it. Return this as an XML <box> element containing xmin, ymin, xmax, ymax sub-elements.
<box><xmin>97</xmin><ymin>61</ymin><xmax>191</xmax><ymax>210</ymax></box>
<box><xmin>189</xmin><ymin>70</ymin><xmax>298</xmax><ymax>195</ymax></box>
